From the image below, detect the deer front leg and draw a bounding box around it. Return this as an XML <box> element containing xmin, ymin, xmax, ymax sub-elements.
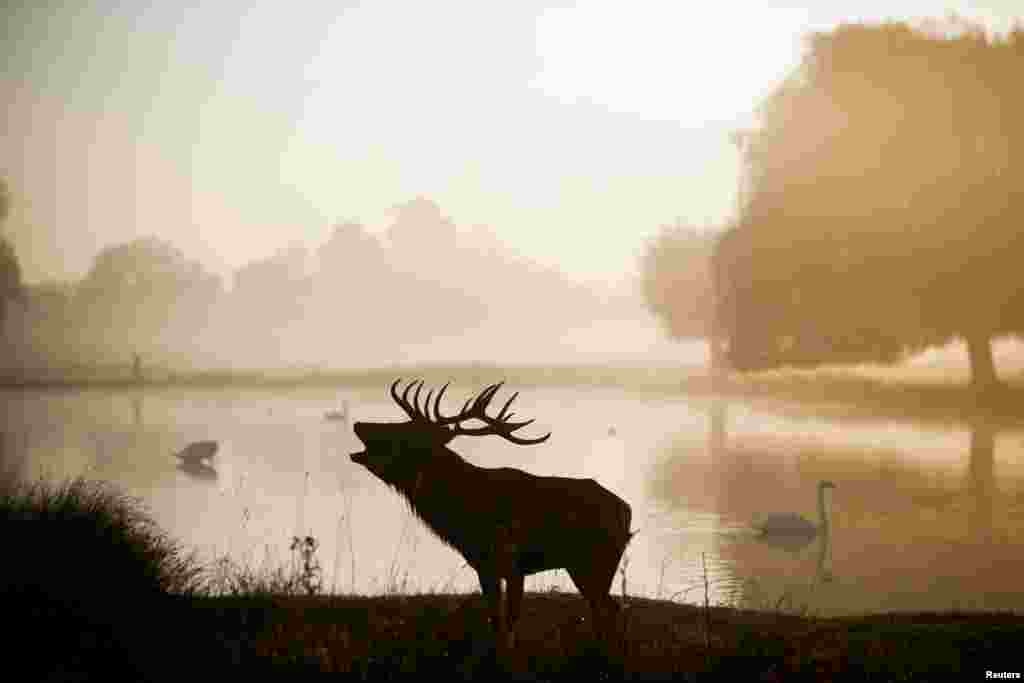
<box><xmin>479</xmin><ymin>530</ymin><xmax>519</xmax><ymax>652</ymax></box>
<box><xmin>476</xmin><ymin>570</ymin><xmax>507</xmax><ymax>652</ymax></box>
<box><xmin>494</xmin><ymin>527</ymin><xmax>521</xmax><ymax>651</ymax></box>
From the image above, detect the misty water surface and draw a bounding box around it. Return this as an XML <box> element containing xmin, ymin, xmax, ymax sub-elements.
<box><xmin>2</xmin><ymin>385</ymin><xmax>1023</xmax><ymax>616</ymax></box>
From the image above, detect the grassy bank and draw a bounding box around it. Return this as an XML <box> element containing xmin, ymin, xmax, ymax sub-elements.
<box><xmin>2</xmin><ymin>477</ymin><xmax>210</xmax><ymax>681</ymax></box>
<box><xmin>3</xmin><ymin>476</ymin><xmax>1023</xmax><ymax>680</ymax></box>
<box><xmin>201</xmin><ymin>592</ymin><xmax>1022</xmax><ymax>680</ymax></box>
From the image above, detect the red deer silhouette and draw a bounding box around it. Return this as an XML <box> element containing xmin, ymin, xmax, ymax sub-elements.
<box><xmin>350</xmin><ymin>379</ymin><xmax>633</xmax><ymax>650</ymax></box>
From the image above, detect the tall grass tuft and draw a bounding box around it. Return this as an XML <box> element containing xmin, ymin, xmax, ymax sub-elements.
<box><xmin>205</xmin><ymin>535</ymin><xmax>325</xmax><ymax>598</ymax></box>
<box><xmin>2</xmin><ymin>476</ymin><xmax>210</xmax><ymax>680</ymax></box>
<box><xmin>2</xmin><ymin>476</ymin><xmax>204</xmax><ymax>603</ymax></box>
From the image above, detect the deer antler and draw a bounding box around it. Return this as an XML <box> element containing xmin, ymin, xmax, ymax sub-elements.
<box><xmin>437</xmin><ymin>381</ymin><xmax>551</xmax><ymax>445</ymax></box>
<box><xmin>389</xmin><ymin>379</ymin><xmax>550</xmax><ymax>445</ymax></box>
<box><xmin>390</xmin><ymin>378</ymin><xmax>440</xmax><ymax>423</ymax></box>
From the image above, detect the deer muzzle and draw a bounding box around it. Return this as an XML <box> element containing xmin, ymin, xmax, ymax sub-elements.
<box><xmin>350</xmin><ymin>421</ymin><xmax>372</xmax><ymax>463</ymax></box>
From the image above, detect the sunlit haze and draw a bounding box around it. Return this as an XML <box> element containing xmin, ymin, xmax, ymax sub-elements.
<box><xmin>3</xmin><ymin>1</ymin><xmax>1019</xmax><ymax>288</ymax></box>
<box><xmin>5</xmin><ymin>4</ymin><xmax>1024</xmax><ymax>658</ymax></box>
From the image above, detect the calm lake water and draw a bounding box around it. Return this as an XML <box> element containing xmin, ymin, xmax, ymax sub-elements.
<box><xmin>2</xmin><ymin>384</ymin><xmax>1022</xmax><ymax>616</ymax></box>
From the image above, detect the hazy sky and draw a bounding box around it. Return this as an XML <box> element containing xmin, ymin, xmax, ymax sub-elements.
<box><xmin>2</xmin><ymin>1</ymin><xmax>1021</xmax><ymax>286</ymax></box>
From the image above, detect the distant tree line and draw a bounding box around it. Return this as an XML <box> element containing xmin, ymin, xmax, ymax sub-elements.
<box><xmin>644</xmin><ymin>19</ymin><xmax>1024</xmax><ymax>392</ymax></box>
<box><xmin>0</xmin><ymin>195</ymin><xmax>605</xmax><ymax>373</ymax></box>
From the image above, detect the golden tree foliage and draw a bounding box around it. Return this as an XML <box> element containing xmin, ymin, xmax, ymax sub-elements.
<box><xmin>718</xmin><ymin>20</ymin><xmax>1024</xmax><ymax>386</ymax></box>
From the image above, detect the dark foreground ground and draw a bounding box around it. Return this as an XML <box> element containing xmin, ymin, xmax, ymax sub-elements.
<box><xmin>12</xmin><ymin>590</ymin><xmax>1023</xmax><ymax>682</ymax></box>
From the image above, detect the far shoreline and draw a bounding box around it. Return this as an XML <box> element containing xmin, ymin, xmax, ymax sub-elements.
<box><xmin>3</xmin><ymin>361</ymin><xmax>1024</xmax><ymax>428</ymax></box>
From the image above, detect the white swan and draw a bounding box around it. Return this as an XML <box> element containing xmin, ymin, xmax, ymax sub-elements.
<box><xmin>325</xmin><ymin>400</ymin><xmax>350</xmax><ymax>423</ymax></box>
<box><xmin>755</xmin><ymin>480</ymin><xmax>835</xmax><ymax>539</ymax></box>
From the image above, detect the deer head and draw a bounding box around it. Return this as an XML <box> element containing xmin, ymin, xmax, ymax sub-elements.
<box><xmin>350</xmin><ymin>379</ymin><xmax>550</xmax><ymax>480</ymax></box>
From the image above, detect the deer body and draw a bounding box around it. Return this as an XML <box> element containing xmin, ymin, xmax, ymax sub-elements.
<box><xmin>351</xmin><ymin>380</ymin><xmax>632</xmax><ymax>650</ymax></box>
<box><xmin>385</xmin><ymin>457</ymin><xmax>630</xmax><ymax>574</ymax></box>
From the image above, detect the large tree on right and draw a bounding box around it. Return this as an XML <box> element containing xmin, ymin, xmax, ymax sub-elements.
<box><xmin>717</xmin><ymin>20</ymin><xmax>1024</xmax><ymax>392</ymax></box>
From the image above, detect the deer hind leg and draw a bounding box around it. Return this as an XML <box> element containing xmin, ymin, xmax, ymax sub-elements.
<box><xmin>490</xmin><ymin>526</ymin><xmax>520</xmax><ymax>651</ymax></box>
<box><xmin>505</xmin><ymin>572</ymin><xmax>524</xmax><ymax>648</ymax></box>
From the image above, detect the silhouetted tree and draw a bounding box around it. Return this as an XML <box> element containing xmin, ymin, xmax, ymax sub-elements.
<box><xmin>717</xmin><ymin>19</ymin><xmax>1024</xmax><ymax>391</ymax></box>
<box><xmin>318</xmin><ymin>222</ymin><xmax>386</xmax><ymax>277</ymax></box>
<box><xmin>455</xmin><ymin>221</ymin><xmax>602</xmax><ymax>326</ymax></box>
<box><xmin>379</xmin><ymin>197</ymin><xmax>488</xmax><ymax>331</ymax></box>
<box><xmin>642</xmin><ymin>222</ymin><xmax>722</xmax><ymax>365</ymax></box>
<box><xmin>10</xmin><ymin>281</ymin><xmax>77</xmax><ymax>367</ymax></box>
<box><xmin>226</xmin><ymin>244</ymin><xmax>317</xmax><ymax>364</ymax></box>
<box><xmin>76</xmin><ymin>237</ymin><xmax>221</xmax><ymax>356</ymax></box>
<box><xmin>315</xmin><ymin>221</ymin><xmax>388</xmax><ymax>316</ymax></box>
<box><xmin>232</xmin><ymin>244</ymin><xmax>311</xmax><ymax>322</ymax></box>
<box><xmin>0</xmin><ymin>240</ymin><xmax>21</xmax><ymax>329</ymax></box>
<box><xmin>387</xmin><ymin>197</ymin><xmax>458</xmax><ymax>261</ymax></box>
<box><xmin>0</xmin><ymin>178</ymin><xmax>8</xmax><ymax>224</ymax></box>
<box><xmin>1</xmin><ymin>179</ymin><xmax>24</xmax><ymax>335</ymax></box>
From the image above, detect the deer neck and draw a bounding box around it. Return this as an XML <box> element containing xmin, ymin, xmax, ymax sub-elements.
<box><xmin>393</xmin><ymin>452</ymin><xmax>478</xmax><ymax>551</ymax></box>
<box><xmin>396</xmin><ymin>450</ymin><xmax>471</xmax><ymax>502</ymax></box>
